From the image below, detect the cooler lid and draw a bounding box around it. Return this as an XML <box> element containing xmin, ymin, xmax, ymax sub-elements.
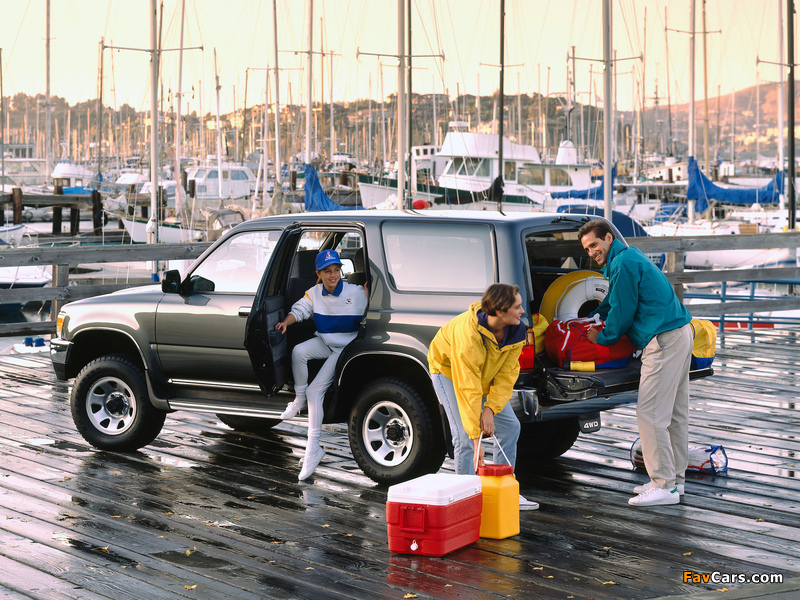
<box><xmin>387</xmin><ymin>474</ymin><xmax>482</xmax><ymax>505</ymax></box>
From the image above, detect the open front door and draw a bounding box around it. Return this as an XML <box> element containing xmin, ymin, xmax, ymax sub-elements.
<box><xmin>244</xmin><ymin>225</ymin><xmax>300</xmax><ymax>397</ymax></box>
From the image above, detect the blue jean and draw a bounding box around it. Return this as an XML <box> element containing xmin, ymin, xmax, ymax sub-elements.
<box><xmin>431</xmin><ymin>373</ymin><xmax>520</xmax><ymax>475</ymax></box>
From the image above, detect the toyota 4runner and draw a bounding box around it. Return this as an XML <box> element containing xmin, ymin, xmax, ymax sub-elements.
<box><xmin>51</xmin><ymin>210</ymin><xmax>712</xmax><ymax>485</ymax></box>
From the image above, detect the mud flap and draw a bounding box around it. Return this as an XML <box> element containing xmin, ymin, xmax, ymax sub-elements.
<box><xmin>578</xmin><ymin>412</ymin><xmax>601</xmax><ymax>433</ymax></box>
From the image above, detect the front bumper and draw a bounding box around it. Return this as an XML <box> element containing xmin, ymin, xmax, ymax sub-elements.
<box><xmin>50</xmin><ymin>338</ymin><xmax>72</xmax><ymax>380</ymax></box>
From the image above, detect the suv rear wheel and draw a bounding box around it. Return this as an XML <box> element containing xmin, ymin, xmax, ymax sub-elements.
<box><xmin>348</xmin><ymin>377</ymin><xmax>444</xmax><ymax>485</ymax></box>
<box><xmin>71</xmin><ymin>355</ymin><xmax>167</xmax><ymax>451</ymax></box>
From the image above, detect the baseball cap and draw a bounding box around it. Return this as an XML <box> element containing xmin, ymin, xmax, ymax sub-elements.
<box><xmin>315</xmin><ymin>249</ymin><xmax>343</xmax><ymax>270</ymax></box>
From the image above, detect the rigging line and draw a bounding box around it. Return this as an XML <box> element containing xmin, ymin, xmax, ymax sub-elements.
<box><xmin>4</xmin><ymin>0</ymin><xmax>34</xmax><ymax>68</ymax></box>
<box><xmin>103</xmin><ymin>0</ymin><xmax>113</xmax><ymax>39</ymax></box>
<box><xmin>528</xmin><ymin>0</ymin><xmax>551</xmax><ymax>86</ymax></box>
<box><xmin>568</xmin><ymin>0</ymin><xmax>578</xmax><ymax>48</ymax></box>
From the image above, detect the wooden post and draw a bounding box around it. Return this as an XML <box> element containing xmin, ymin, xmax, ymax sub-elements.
<box><xmin>92</xmin><ymin>189</ymin><xmax>103</xmax><ymax>235</ymax></box>
<box><xmin>69</xmin><ymin>208</ymin><xmax>80</xmax><ymax>236</ymax></box>
<box><xmin>52</xmin><ymin>206</ymin><xmax>63</xmax><ymax>236</ymax></box>
<box><xmin>51</xmin><ymin>264</ymin><xmax>70</xmax><ymax>320</ymax></box>
<box><xmin>665</xmin><ymin>250</ymin><xmax>685</xmax><ymax>302</ymax></box>
<box><xmin>12</xmin><ymin>187</ymin><xmax>23</xmax><ymax>225</ymax></box>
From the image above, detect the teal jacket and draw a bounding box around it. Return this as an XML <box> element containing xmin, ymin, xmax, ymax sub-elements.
<box><xmin>591</xmin><ymin>238</ymin><xmax>692</xmax><ymax>350</ymax></box>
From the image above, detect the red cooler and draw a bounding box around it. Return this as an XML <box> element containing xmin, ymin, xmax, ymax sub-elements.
<box><xmin>386</xmin><ymin>473</ymin><xmax>482</xmax><ymax>557</ymax></box>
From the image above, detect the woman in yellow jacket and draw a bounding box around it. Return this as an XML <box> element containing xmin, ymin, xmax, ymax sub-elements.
<box><xmin>428</xmin><ymin>283</ymin><xmax>538</xmax><ymax>510</ymax></box>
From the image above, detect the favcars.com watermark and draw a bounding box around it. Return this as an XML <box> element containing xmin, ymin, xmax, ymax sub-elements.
<box><xmin>683</xmin><ymin>571</ymin><xmax>784</xmax><ymax>585</ymax></box>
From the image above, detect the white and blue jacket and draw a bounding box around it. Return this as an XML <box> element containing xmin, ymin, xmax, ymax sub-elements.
<box><xmin>290</xmin><ymin>280</ymin><xmax>368</xmax><ymax>348</ymax></box>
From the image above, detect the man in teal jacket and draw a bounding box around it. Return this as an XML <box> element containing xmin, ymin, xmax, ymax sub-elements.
<box><xmin>579</xmin><ymin>219</ymin><xmax>693</xmax><ymax>507</ymax></box>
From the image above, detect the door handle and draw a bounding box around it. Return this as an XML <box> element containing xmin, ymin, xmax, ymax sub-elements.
<box><xmin>238</xmin><ymin>306</ymin><xmax>251</xmax><ymax>317</ymax></box>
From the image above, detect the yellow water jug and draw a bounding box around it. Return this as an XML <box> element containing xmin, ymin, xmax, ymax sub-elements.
<box><xmin>477</xmin><ymin>464</ymin><xmax>520</xmax><ymax>539</ymax></box>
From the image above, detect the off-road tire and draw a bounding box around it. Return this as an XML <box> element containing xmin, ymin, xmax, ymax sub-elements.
<box><xmin>71</xmin><ymin>355</ymin><xmax>166</xmax><ymax>451</ymax></box>
<box><xmin>349</xmin><ymin>377</ymin><xmax>443</xmax><ymax>485</ymax></box>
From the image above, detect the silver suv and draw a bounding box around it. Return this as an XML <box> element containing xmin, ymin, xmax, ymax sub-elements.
<box><xmin>51</xmin><ymin>210</ymin><xmax>712</xmax><ymax>485</ymax></box>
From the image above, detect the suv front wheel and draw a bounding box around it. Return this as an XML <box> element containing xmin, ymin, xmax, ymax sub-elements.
<box><xmin>71</xmin><ymin>355</ymin><xmax>167</xmax><ymax>452</ymax></box>
<box><xmin>348</xmin><ymin>377</ymin><xmax>444</xmax><ymax>485</ymax></box>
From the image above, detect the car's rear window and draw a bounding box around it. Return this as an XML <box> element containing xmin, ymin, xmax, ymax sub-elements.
<box><xmin>382</xmin><ymin>221</ymin><xmax>494</xmax><ymax>293</ymax></box>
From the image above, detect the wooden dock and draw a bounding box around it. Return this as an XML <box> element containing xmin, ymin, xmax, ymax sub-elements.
<box><xmin>0</xmin><ymin>329</ymin><xmax>799</xmax><ymax>599</ymax></box>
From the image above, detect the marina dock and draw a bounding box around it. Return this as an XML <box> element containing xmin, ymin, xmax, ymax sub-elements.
<box><xmin>0</xmin><ymin>328</ymin><xmax>799</xmax><ymax>599</ymax></box>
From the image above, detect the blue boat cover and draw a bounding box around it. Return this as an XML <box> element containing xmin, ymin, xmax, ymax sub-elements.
<box><xmin>549</xmin><ymin>165</ymin><xmax>615</xmax><ymax>200</ymax></box>
<box><xmin>304</xmin><ymin>164</ymin><xmax>364</xmax><ymax>211</ymax></box>
<box><xmin>686</xmin><ymin>156</ymin><xmax>784</xmax><ymax>212</ymax></box>
<box><xmin>556</xmin><ymin>205</ymin><xmax>648</xmax><ymax>238</ymax></box>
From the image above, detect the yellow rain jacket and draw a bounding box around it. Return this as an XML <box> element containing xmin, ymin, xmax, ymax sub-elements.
<box><xmin>428</xmin><ymin>302</ymin><xmax>525</xmax><ymax>439</ymax></box>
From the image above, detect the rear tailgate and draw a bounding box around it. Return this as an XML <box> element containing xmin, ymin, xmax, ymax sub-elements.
<box><xmin>542</xmin><ymin>360</ymin><xmax>713</xmax><ymax>403</ymax></box>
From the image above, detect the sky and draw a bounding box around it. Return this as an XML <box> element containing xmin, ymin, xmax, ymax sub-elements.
<box><xmin>0</xmin><ymin>0</ymin><xmax>788</xmax><ymax>117</ymax></box>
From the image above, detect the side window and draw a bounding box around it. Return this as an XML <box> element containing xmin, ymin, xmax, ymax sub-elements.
<box><xmin>519</xmin><ymin>164</ymin><xmax>545</xmax><ymax>185</ymax></box>
<box><xmin>188</xmin><ymin>230</ymin><xmax>280</xmax><ymax>293</ymax></box>
<box><xmin>504</xmin><ymin>161</ymin><xmax>517</xmax><ymax>182</ymax></box>
<box><xmin>207</xmin><ymin>170</ymin><xmax>218</xmax><ymax>179</ymax></box>
<box><xmin>550</xmin><ymin>168</ymin><xmax>572</xmax><ymax>187</ymax></box>
<box><xmin>284</xmin><ymin>230</ymin><xmax>365</xmax><ymax>303</ymax></box>
<box><xmin>474</xmin><ymin>159</ymin><xmax>492</xmax><ymax>178</ymax></box>
<box><xmin>382</xmin><ymin>222</ymin><xmax>493</xmax><ymax>292</ymax></box>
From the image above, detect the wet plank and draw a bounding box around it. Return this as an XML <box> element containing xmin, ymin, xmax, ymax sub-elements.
<box><xmin>0</xmin><ymin>329</ymin><xmax>799</xmax><ymax>599</ymax></box>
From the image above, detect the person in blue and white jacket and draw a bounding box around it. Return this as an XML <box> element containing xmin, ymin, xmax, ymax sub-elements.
<box><xmin>275</xmin><ymin>249</ymin><xmax>368</xmax><ymax>481</ymax></box>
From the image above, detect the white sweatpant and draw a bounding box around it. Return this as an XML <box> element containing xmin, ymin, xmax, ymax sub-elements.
<box><xmin>291</xmin><ymin>336</ymin><xmax>342</xmax><ymax>452</ymax></box>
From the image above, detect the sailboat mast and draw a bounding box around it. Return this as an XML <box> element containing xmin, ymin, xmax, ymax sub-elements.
<box><xmin>689</xmin><ymin>0</ymin><xmax>696</xmax><ymax>158</ymax></box>
<box><xmin>702</xmin><ymin>0</ymin><xmax>710</xmax><ymax>174</ymax></box>
<box><xmin>788</xmin><ymin>0</ymin><xmax>796</xmax><ymax>230</ymax></box>
<box><xmin>173</xmin><ymin>0</ymin><xmax>185</xmax><ymax>222</ymax></box>
<box><xmin>497</xmin><ymin>0</ymin><xmax>505</xmax><ymax>212</ymax></box>
<box><xmin>149</xmin><ymin>0</ymin><xmax>159</xmax><ymax>244</ymax></box>
<box><xmin>272</xmin><ymin>0</ymin><xmax>282</xmax><ymax>185</ymax></box>
<box><xmin>305</xmin><ymin>0</ymin><xmax>313</xmax><ymax>164</ymax></box>
<box><xmin>779</xmin><ymin>1</ymin><xmax>785</xmax><ymax>171</ymax></box>
<box><xmin>397</xmin><ymin>0</ymin><xmax>406</xmax><ymax>209</ymax></box>
<box><xmin>603</xmin><ymin>0</ymin><xmax>613</xmax><ymax>219</ymax></box>
<box><xmin>1</xmin><ymin>48</ymin><xmax>4</xmax><ymax>187</ymax></box>
<box><xmin>46</xmin><ymin>0</ymin><xmax>53</xmax><ymax>182</ymax></box>
<box><xmin>665</xmin><ymin>7</ymin><xmax>674</xmax><ymax>156</ymax></box>
<box><xmin>97</xmin><ymin>38</ymin><xmax>104</xmax><ymax>180</ymax></box>
<box><xmin>214</xmin><ymin>49</ymin><xmax>223</xmax><ymax>204</ymax></box>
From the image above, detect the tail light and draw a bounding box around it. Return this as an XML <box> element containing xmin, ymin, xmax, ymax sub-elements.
<box><xmin>518</xmin><ymin>328</ymin><xmax>536</xmax><ymax>372</ymax></box>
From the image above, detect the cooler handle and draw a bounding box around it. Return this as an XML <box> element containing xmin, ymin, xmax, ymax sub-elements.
<box><xmin>473</xmin><ymin>433</ymin><xmax>514</xmax><ymax>471</ymax></box>
<box><xmin>399</xmin><ymin>506</ymin><xmax>427</xmax><ymax>533</ymax></box>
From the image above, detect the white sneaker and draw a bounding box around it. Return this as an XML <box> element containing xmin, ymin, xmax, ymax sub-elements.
<box><xmin>280</xmin><ymin>397</ymin><xmax>307</xmax><ymax>420</ymax></box>
<box><xmin>628</xmin><ymin>486</ymin><xmax>681</xmax><ymax>506</ymax></box>
<box><xmin>634</xmin><ymin>481</ymin><xmax>685</xmax><ymax>496</ymax></box>
<box><xmin>298</xmin><ymin>446</ymin><xmax>326</xmax><ymax>481</ymax></box>
<box><xmin>519</xmin><ymin>495</ymin><xmax>539</xmax><ymax>511</ymax></box>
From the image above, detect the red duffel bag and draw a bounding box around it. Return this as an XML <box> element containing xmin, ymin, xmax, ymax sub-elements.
<box><xmin>544</xmin><ymin>315</ymin><xmax>635</xmax><ymax>371</ymax></box>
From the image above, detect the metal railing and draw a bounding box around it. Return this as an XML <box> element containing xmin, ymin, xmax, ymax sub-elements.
<box><xmin>1</xmin><ymin>231</ymin><xmax>800</xmax><ymax>337</ymax></box>
<box><xmin>0</xmin><ymin>242</ymin><xmax>212</xmax><ymax>336</ymax></box>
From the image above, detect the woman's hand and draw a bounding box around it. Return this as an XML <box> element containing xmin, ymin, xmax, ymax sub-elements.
<box><xmin>275</xmin><ymin>314</ymin><xmax>296</xmax><ymax>334</ymax></box>
<box><xmin>480</xmin><ymin>406</ymin><xmax>495</xmax><ymax>437</ymax></box>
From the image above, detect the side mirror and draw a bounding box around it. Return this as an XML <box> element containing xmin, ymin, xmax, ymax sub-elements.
<box><xmin>161</xmin><ymin>269</ymin><xmax>181</xmax><ymax>294</ymax></box>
